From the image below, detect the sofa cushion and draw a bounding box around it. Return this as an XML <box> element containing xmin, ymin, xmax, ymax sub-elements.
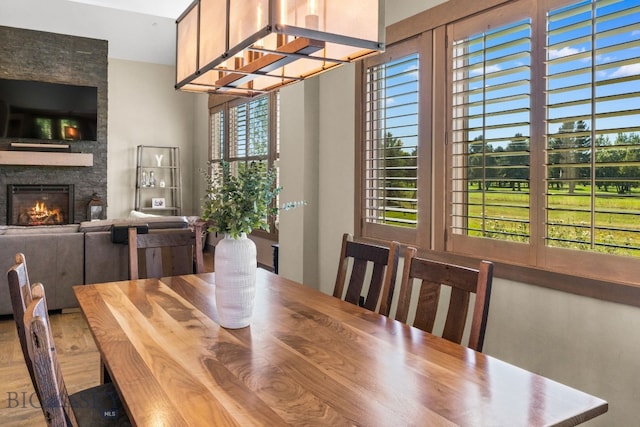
<box><xmin>2</xmin><ymin>224</ymin><xmax>80</xmax><ymax>235</ymax></box>
<box><xmin>78</xmin><ymin>219</ymin><xmax>130</xmax><ymax>232</ymax></box>
<box><xmin>127</xmin><ymin>210</ymin><xmax>161</xmax><ymax>220</ymax></box>
<box><xmin>0</xmin><ymin>233</ymin><xmax>84</xmax><ymax>315</ymax></box>
<box><xmin>83</xmin><ymin>231</ymin><xmax>129</xmax><ymax>284</ymax></box>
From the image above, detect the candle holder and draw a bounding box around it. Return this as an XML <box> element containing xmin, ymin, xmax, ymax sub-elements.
<box><xmin>86</xmin><ymin>193</ymin><xmax>105</xmax><ymax>221</ymax></box>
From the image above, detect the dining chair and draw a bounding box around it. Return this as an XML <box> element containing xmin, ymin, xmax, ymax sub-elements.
<box><xmin>7</xmin><ymin>253</ymin><xmax>40</xmax><ymax>403</ymax></box>
<box><xmin>128</xmin><ymin>222</ymin><xmax>204</xmax><ymax>279</ymax></box>
<box><xmin>23</xmin><ymin>284</ymin><xmax>131</xmax><ymax>426</ymax></box>
<box><xmin>395</xmin><ymin>247</ymin><xmax>494</xmax><ymax>352</ymax></box>
<box><xmin>333</xmin><ymin>233</ymin><xmax>400</xmax><ymax>316</ymax></box>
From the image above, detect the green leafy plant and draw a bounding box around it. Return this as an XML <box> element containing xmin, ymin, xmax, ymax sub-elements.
<box><xmin>202</xmin><ymin>161</ymin><xmax>301</xmax><ymax>238</ymax></box>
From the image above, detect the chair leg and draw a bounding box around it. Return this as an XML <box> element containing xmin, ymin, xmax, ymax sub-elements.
<box><xmin>101</xmin><ymin>358</ymin><xmax>112</xmax><ymax>384</ymax></box>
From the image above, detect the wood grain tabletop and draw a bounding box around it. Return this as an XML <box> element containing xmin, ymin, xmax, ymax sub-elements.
<box><xmin>73</xmin><ymin>270</ymin><xmax>607</xmax><ymax>426</ymax></box>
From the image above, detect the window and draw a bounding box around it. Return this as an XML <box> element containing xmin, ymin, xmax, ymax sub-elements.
<box><xmin>447</xmin><ymin>0</ymin><xmax>534</xmax><ymax>265</ymax></box>
<box><xmin>545</xmin><ymin>0</ymin><xmax>640</xmax><ymax>258</ymax></box>
<box><xmin>365</xmin><ymin>53</ymin><xmax>419</xmax><ymax>225</ymax></box>
<box><xmin>209</xmin><ymin>92</ymin><xmax>279</xmax><ymax>237</ymax></box>
<box><xmin>358</xmin><ymin>0</ymin><xmax>640</xmax><ymax>285</ymax></box>
<box><xmin>450</xmin><ymin>14</ymin><xmax>532</xmax><ymax>244</ymax></box>
<box><xmin>447</xmin><ymin>0</ymin><xmax>640</xmax><ymax>279</ymax></box>
<box><xmin>358</xmin><ymin>36</ymin><xmax>430</xmax><ymax>247</ymax></box>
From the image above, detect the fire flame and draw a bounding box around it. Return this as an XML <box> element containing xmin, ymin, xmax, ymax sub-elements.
<box><xmin>27</xmin><ymin>201</ymin><xmax>62</xmax><ymax>225</ymax></box>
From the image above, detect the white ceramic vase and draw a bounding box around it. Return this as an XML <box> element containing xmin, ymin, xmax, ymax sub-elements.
<box><xmin>214</xmin><ymin>233</ymin><xmax>257</xmax><ymax>328</ymax></box>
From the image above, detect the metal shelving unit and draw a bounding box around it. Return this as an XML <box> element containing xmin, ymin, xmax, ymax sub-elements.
<box><xmin>134</xmin><ymin>145</ymin><xmax>182</xmax><ymax>216</ymax></box>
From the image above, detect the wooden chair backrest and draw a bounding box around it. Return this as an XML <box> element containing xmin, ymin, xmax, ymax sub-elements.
<box><xmin>128</xmin><ymin>223</ymin><xmax>204</xmax><ymax>280</ymax></box>
<box><xmin>7</xmin><ymin>253</ymin><xmax>40</xmax><ymax>403</ymax></box>
<box><xmin>24</xmin><ymin>286</ymin><xmax>78</xmax><ymax>426</ymax></box>
<box><xmin>395</xmin><ymin>248</ymin><xmax>494</xmax><ymax>352</ymax></box>
<box><xmin>333</xmin><ymin>233</ymin><xmax>400</xmax><ymax>316</ymax></box>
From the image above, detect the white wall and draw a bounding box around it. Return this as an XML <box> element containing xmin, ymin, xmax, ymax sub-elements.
<box><xmin>276</xmin><ymin>0</ymin><xmax>639</xmax><ymax>425</ymax></box>
<box><xmin>316</xmin><ymin>64</ymin><xmax>358</xmax><ymax>293</ymax></box>
<box><xmin>383</xmin><ymin>0</ymin><xmax>449</xmax><ymax>26</ymax></box>
<box><xmin>279</xmin><ymin>79</ymin><xmax>320</xmax><ymax>286</ymax></box>
<box><xmin>107</xmin><ymin>59</ymin><xmax>202</xmax><ymax>219</ymax></box>
<box><xmin>192</xmin><ymin>93</ymin><xmax>212</xmax><ymax>214</ymax></box>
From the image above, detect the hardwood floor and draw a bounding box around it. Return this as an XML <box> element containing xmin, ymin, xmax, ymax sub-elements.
<box><xmin>0</xmin><ymin>311</ymin><xmax>100</xmax><ymax>426</ymax></box>
<box><xmin>0</xmin><ymin>250</ymin><xmax>214</xmax><ymax>426</ymax></box>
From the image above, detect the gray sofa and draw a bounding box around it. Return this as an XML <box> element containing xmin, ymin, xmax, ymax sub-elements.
<box><xmin>0</xmin><ymin>215</ymin><xmax>192</xmax><ymax>315</ymax></box>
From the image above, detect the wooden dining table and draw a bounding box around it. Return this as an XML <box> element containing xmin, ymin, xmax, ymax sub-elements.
<box><xmin>73</xmin><ymin>269</ymin><xmax>607</xmax><ymax>426</ymax></box>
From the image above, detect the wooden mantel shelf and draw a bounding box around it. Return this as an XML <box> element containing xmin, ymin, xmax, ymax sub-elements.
<box><xmin>0</xmin><ymin>151</ymin><xmax>93</xmax><ymax>167</ymax></box>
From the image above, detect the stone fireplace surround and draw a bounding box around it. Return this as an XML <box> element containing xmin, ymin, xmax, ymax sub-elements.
<box><xmin>0</xmin><ymin>25</ymin><xmax>108</xmax><ymax>225</ymax></box>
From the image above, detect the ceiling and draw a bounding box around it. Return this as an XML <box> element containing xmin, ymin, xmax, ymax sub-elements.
<box><xmin>64</xmin><ymin>0</ymin><xmax>192</xmax><ymax>19</ymax></box>
<box><xmin>0</xmin><ymin>0</ymin><xmax>193</xmax><ymax>65</ymax></box>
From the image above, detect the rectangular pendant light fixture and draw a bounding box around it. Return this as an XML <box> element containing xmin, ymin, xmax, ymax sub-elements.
<box><xmin>175</xmin><ymin>0</ymin><xmax>384</xmax><ymax>96</ymax></box>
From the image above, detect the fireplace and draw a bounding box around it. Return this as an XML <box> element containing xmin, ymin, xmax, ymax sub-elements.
<box><xmin>7</xmin><ymin>184</ymin><xmax>74</xmax><ymax>226</ymax></box>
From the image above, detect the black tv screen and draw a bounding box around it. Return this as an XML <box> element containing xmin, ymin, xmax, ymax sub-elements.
<box><xmin>0</xmin><ymin>78</ymin><xmax>98</xmax><ymax>141</ymax></box>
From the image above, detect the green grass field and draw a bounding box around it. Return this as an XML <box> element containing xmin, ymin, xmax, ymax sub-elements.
<box><xmin>379</xmin><ymin>184</ymin><xmax>640</xmax><ymax>257</ymax></box>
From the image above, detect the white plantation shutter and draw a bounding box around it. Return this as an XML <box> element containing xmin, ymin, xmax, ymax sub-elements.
<box><xmin>229</xmin><ymin>102</ymin><xmax>247</xmax><ymax>160</ymax></box>
<box><xmin>356</xmin><ymin>0</ymin><xmax>640</xmax><ymax>286</ymax></box>
<box><xmin>545</xmin><ymin>0</ymin><xmax>640</xmax><ymax>256</ymax></box>
<box><xmin>209</xmin><ymin>92</ymin><xmax>279</xmax><ymax>236</ymax></box>
<box><xmin>210</xmin><ymin>109</ymin><xmax>224</xmax><ymax>161</ymax></box>
<box><xmin>364</xmin><ymin>53</ymin><xmax>419</xmax><ymax>229</ymax></box>
<box><xmin>226</xmin><ymin>95</ymin><xmax>274</xmax><ymax>173</ymax></box>
<box><xmin>449</xmin><ymin>11</ymin><xmax>532</xmax><ymax>243</ymax></box>
<box><xmin>248</xmin><ymin>97</ymin><xmax>269</xmax><ymax>157</ymax></box>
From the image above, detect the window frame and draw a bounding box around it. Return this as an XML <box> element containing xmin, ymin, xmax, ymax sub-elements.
<box><xmin>445</xmin><ymin>0</ymin><xmax>537</xmax><ymax>267</ymax></box>
<box><xmin>356</xmin><ymin>34</ymin><xmax>433</xmax><ymax>249</ymax></box>
<box><xmin>356</xmin><ymin>0</ymin><xmax>640</xmax><ymax>306</ymax></box>
<box><xmin>208</xmin><ymin>92</ymin><xmax>280</xmax><ymax>240</ymax></box>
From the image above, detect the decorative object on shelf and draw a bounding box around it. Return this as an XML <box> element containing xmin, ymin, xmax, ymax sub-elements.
<box><xmin>152</xmin><ymin>197</ymin><xmax>166</xmax><ymax>209</ymax></box>
<box><xmin>135</xmin><ymin>145</ymin><xmax>182</xmax><ymax>215</ymax></box>
<box><xmin>202</xmin><ymin>161</ymin><xmax>303</xmax><ymax>328</ymax></box>
<box><xmin>86</xmin><ymin>192</ymin><xmax>105</xmax><ymax>221</ymax></box>
<box><xmin>175</xmin><ymin>0</ymin><xmax>384</xmax><ymax>97</ymax></box>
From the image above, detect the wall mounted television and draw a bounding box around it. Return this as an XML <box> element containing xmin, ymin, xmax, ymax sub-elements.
<box><xmin>0</xmin><ymin>78</ymin><xmax>98</xmax><ymax>142</ymax></box>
